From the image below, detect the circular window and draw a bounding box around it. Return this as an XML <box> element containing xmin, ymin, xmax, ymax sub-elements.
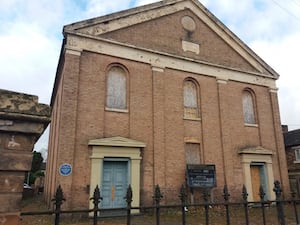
<box><xmin>181</xmin><ymin>16</ymin><xmax>196</xmax><ymax>32</ymax></box>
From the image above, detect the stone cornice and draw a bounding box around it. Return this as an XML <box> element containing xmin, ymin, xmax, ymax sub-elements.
<box><xmin>64</xmin><ymin>33</ymin><xmax>277</xmax><ymax>89</ymax></box>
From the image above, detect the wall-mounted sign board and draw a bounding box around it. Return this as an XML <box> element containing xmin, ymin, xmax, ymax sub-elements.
<box><xmin>186</xmin><ymin>164</ymin><xmax>216</xmax><ymax>188</ymax></box>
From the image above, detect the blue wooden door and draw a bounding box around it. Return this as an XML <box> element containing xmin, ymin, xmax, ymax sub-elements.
<box><xmin>101</xmin><ymin>160</ymin><xmax>128</xmax><ymax>208</ymax></box>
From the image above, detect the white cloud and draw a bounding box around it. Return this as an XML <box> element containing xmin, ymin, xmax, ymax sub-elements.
<box><xmin>84</xmin><ymin>0</ymin><xmax>134</xmax><ymax>18</ymax></box>
<box><xmin>135</xmin><ymin>0</ymin><xmax>158</xmax><ymax>6</ymax></box>
<box><xmin>0</xmin><ymin>22</ymin><xmax>59</xmax><ymax>103</ymax></box>
<box><xmin>250</xmin><ymin>33</ymin><xmax>300</xmax><ymax>129</ymax></box>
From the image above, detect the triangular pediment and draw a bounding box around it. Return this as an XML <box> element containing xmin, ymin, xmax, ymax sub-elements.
<box><xmin>63</xmin><ymin>0</ymin><xmax>279</xmax><ymax>78</ymax></box>
<box><xmin>88</xmin><ymin>136</ymin><xmax>146</xmax><ymax>147</ymax></box>
<box><xmin>238</xmin><ymin>146</ymin><xmax>274</xmax><ymax>155</ymax></box>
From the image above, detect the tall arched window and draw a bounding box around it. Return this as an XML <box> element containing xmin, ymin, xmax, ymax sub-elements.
<box><xmin>183</xmin><ymin>79</ymin><xmax>199</xmax><ymax>119</ymax></box>
<box><xmin>106</xmin><ymin>66</ymin><xmax>127</xmax><ymax>110</ymax></box>
<box><xmin>242</xmin><ymin>90</ymin><xmax>256</xmax><ymax>124</ymax></box>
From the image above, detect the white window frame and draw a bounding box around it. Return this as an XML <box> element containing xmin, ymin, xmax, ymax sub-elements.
<box><xmin>294</xmin><ymin>147</ymin><xmax>300</xmax><ymax>163</ymax></box>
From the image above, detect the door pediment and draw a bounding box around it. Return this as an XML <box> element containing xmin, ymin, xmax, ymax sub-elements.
<box><xmin>88</xmin><ymin>136</ymin><xmax>146</xmax><ymax>148</ymax></box>
<box><xmin>238</xmin><ymin>146</ymin><xmax>274</xmax><ymax>155</ymax></box>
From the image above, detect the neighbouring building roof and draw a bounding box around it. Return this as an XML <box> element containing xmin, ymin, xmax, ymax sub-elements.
<box><xmin>284</xmin><ymin>129</ymin><xmax>300</xmax><ymax>147</ymax></box>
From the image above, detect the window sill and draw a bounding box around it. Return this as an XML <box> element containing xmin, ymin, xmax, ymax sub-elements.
<box><xmin>244</xmin><ymin>123</ymin><xmax>258</xmax><ymax>127</ymax></box>
<box><xmin>183</xmin><ymin>117</ymin><xmax>201</xmax><ymax>121</ymax></box>
<box><xmin>105</xmin><ymin>107</ymin><xmax>128</xmax><ymax>113</ymax></box>
<box><xmin>293</xmin><ymin>161</ymin><xmax>300</xmax><ymax>164</ymax></box>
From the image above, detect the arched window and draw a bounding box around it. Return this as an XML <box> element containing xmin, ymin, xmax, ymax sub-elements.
<box><xmin>183</xmin><ymin>79</ymin><xmax>199</xmax><ymax>118</ymax></box>
<box><xmin>106</xmin><ymin>66</ymin><xmax>127</xmax><ymax>110</ymax></box>
<box><xmin>242</xmin><ymin>90</ymin><xmax>256</xmax><ymax>124</ymax></box>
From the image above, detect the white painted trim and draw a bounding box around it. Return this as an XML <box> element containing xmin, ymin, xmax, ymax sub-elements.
<box><xmin>105</xmin><ymin>107</ymin><xmax>129</xmax><ymax>113</ymax></box>
<box><xmin>244</xmin><ymin>123</ymin><xmax>259</xmax><ymax>128</ymax></box>
<box><xmin>183</xmin><ymin>117</ymin><xmax>201</xmax><ymax>121</ymax></box>
<box><xmin>269</xmin><ymin>88</ymin><xmax>279</xmax><ymax>93</ymax></box>
<box><xmin>152</xmin><ymin>66</ymin><xmax>165</xmax><ymax>72</ymax></box>
<box><xmin>65</xmin><ymin>49</ymin><xmax>81</xmax><ymax>56</ymax></box>
<box><xmin>216</xmin><ymin>79</ymin><xmax>228</xmax><ymax>84</ymax></box>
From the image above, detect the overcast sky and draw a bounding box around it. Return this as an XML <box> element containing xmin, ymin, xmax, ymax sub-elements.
<box><xmin>0</xmin><ymin>0</ymin><xmax>300</xmax><ymax>158</ymax></box>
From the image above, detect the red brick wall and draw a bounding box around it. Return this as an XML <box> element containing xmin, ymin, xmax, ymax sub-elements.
<box><xmin>46</xmin><ymin>47</ymin><xmax>289</xmax><ymax>208</ymax></box>
<box><xmin>101</xmin><ymin>9</ymin><xmax>260</xmax><ymax>73</ymax></box>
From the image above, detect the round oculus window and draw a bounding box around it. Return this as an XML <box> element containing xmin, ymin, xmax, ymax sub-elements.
<box><xmin>181</xmin><ymin>16</ymin><xmax>196</xmax><ymax>32</ymax></box>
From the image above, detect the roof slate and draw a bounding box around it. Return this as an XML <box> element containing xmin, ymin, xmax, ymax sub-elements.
<box><xmin>284</xmin><ymin>129</ymin><xmax>300</xmax><ymax>147</ymax></box>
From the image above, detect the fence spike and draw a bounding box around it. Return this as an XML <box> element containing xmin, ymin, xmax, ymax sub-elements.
<box><xmin>179</xmin><ymin>184</ymin><xmax>187</xmax><ymax>204</ymax></box>
<box><xmin>153</xmin><ymin>185</ymin><xmax>163</xmax><ymax>225</ymax></box>
<box><xmin>90</xmin><ymin>185</ymin><xmax>102</xmax><ymax>207</ymax></box>
<box><xmin>125</xmin><ymin>184</ymin><xmax>133</xmax><ymax>204</ymax></box>
<box><xmin>51</xmin><ymin>185</ymin><xmax>65</xmax><ymax>225</ymax></box>
<box><xmin>273</xmin><ymin>181</ymin><xmax>286</xmax><ymax>225</ymax></box>
<box><xmin>273</xmin><ymin>180</ymin><xmax>282</xmax><ymax>200</ymax></box>
<box><xmin>259</xmin><ymin>185</ymin><xmax>265</xmax><ymax>201</ymax></box>
<box><xmin>202</xmin><ymin>188</ymin><xmax>210</xmax><ymax>202</ymax></box>
<box><xmin>125</xmin><ymin>185</ymin><xmax>133</xmax><ymax>225</ymax></box>
<box><xmin>51</xmin><ymin>185</ymin><xmax>66</xmax><ymax>207</ymax></box>
<box><xmin>223</xmin><ymin>184</ymin><xmax>230</xmax><ymax>202</ymax></box>
<box><xmin>242</xmin><ymin>185</ymin><xmax>248</xmax><ymax>202</ymax></box>
<box><xmin>153</xmin><ymin>184</ymin><xmax>163</xmax><ymax>205</ymax></box>
<box><xmin>242</xmin><ymin>185</ymin><xmax>249</xmax><ymax>225</ymax></box>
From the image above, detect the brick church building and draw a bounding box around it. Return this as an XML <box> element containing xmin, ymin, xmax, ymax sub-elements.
<box><xmin>44</xmin><ymin>0</ymin><xmax>289</xmax><ymax>211</ymax></box>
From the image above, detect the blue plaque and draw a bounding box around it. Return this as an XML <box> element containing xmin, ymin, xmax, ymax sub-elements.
<box><xmin>59</xmin><ymin>163</ymin><xmax>72</xmax><ymax>176</ymax></box>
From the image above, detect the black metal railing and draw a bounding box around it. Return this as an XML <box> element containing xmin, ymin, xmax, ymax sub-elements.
<box><xmin>21</xmin><ymin>180</ymin><xmax>299</xmax><ymax>225</ymax></box>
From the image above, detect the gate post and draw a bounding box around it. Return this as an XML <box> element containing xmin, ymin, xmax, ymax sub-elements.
<box><xmin>273</xmin><ymin>180</ymin><xmax>285</xmax><ymax>225</ymax></box>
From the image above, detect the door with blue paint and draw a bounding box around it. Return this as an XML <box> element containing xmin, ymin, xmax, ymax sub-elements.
<box><xmin>101</xmin><ymin>160</ymin><xmax>128</xmax><ymax>208</ymax></box>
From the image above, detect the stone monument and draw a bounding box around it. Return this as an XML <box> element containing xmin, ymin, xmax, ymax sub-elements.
<box><xmin>0</xmin><ymin>89</ymin><xmax>50</xmax><ymax>225</ymax></box>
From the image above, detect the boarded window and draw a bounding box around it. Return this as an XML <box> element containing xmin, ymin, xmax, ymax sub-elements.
<box><xmin>183</xmin><ymin>80</ymin><xmax>198</xmax><ymax>118</ymax></box>
<box><xmin>106</xmin><ymin>66</ymin><xmax>126</xmax><ymax>109</ymax></box>
<box><xmin>185</xmin><ymin>143</ymin><xmax>200</xmax><ymax>164</ymax></box>
<box><xmin>242</xmin><ymin>90</ymin><xmax>255</xmax><ymax>124</ymax></box>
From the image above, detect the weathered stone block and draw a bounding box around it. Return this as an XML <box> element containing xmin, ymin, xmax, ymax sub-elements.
<box><xmin>0</xmin><ymin>151</ymin><xmax>32</xmax><ymax>171</ymax></box>
<box><xmin>0</xmin><ymin>194</ymin><xmax>22</xmax><ymax>212</ymax></box>
<box><xmin>0</xmin><ymin>172</ymin><xmax>23</xmax><ymax>193</ymax></box>
<box><xmin>0</xmin><ymin>133</ymin><xmax>35</xmax><ymax>152</ymax></box>
<box><xmin>0</xmin><ymin>89</ymin><xmax>50</xmax><ymax>224</ymax></box>
<box><xmin>0</xmin><ymin>213</ymin><xmax>20</xmax><ymax>225</ymax></box>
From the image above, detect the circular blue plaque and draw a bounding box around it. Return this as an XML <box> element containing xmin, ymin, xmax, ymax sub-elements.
<box><xmin>59</xmin><ymin>163</ymin><xmax>72</xmax><ymax>176</ymax></box>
